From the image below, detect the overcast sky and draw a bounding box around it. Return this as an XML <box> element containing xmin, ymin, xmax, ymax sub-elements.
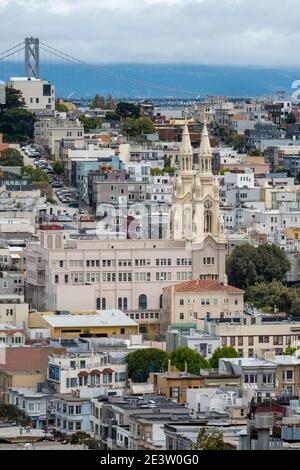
<box><xmin>0</xmin><ymin>0</ymin><xmax>299</xmax><ymax>67</ymax></box>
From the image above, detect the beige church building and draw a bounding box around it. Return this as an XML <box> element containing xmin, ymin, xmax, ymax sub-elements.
<box><xmin>26</xmin><ymin>119</ymin><xmax>228</xmax><ymax>339</ymax></box>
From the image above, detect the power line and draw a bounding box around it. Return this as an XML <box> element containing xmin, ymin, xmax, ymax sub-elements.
<box><xmin>40</xmin><ymin>42</ymin><xmax>200</xmax><ymax>96</ymax></box>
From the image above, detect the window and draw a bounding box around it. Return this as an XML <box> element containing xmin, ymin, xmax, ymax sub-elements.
<box><xmin>221</xmin><ymin>337</ymin><xmax>227</xmax><ymax>347</ymax></box>
<box><xmin>180</xmin><ymin>313</ymin><xmax>184</xmax><ymax>320</ymax></box>
<box><xmin>159</xmin><ymin>294</ymin><xmax>163</xmax><ymax>309</ymax></box>
<box><xmin>238</xmin><ymin>337</ymin><xmax>243</xmax><ymax>346</ymax></box>
<box><xmin>259</xmin><ymin>336</ymin><xmax>269</xmax><ymax>344</ymax></box>
<box><xmin>204</xmin><ymin>211</ymin><xmax>212</xmax><ymax>233</ymax></box>
<box><xmin>139</xmin><ymin>294</ymin><xmax>147</xmax><ymax>310</ymax></box>
<box><xmin>273</xmin><ymin>336</ymin><xmax>283</xmax><ymax>345</ymax></box>
<box><xmin>230</xmin><ymin>337</ymin><xmax>236</xmax><ymax>346</ymax></box>
<box><xmin>76</xmin><ymin>422</ymin><xmax>81</xmax><ymax>431</ymax></box>
<box><xmin>248</xmin><ymin>337</ymin><xmax>254</xmax><ymax>346</ymax></box>
<box><xmin>180</xmin><ymin>299</ymin><xmax>184</xmax><ymax>306</ymax></box>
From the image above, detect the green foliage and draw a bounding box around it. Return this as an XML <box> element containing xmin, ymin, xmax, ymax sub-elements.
<box><xmin>55</xmin><ymin>102</ymin><xmax>69</xmax><ymax>112</ymax></box>
<box><xmin>0</xmin><ymin>87</ymin><xmax>25</xmax><ymax>113</ymax></box>
<box><xmin>126</xmin><ymin>348</ymin><xmax>168</xmax><ymax>383</ymax></box>
<box><xmin>65</xmin><ymin>431</ymin><xmax>90</xmax><ymax>445</ymax></box>
<box><xmin>116</xmin><ymin>101</ymin><xmax>140</xmax><ymax>119</ymax></box>
<box><xmin>168</xmin><ymin>347</ymin><xmax>208</xmax><ymax>374</ymax></box>
<box><xmin>23</xmin><ymin>165</ymin><xmax>49</xmax><ymax>182</ymax></box>
<box><xmin>0</xmin><ymin>108</ymin><xmax>35</xmax><ymax>143</ymax></box>
<box><xmin>123</xmin><ymin>116</ymin><xmax>155</xmax><ymax>141</ymax></box>
<box><xmin>275</xmin><ymin>167</ymin><xmax>287</xmax><ymax>174</ymax></box>
<box><xmin>285</xmin><ymin>112</ymin><xmax>296</xmax><ymax>125</ymax></box>
<box><xmin>247</xmin><ymin>280</ymin><xmax>300</xmax><ymax>316</ymax></box>
<box><xmin>230</xmin><ymin>134</ymin><xmax>245</xmax><ymax>152</ymax></box>
<box><xmin>284</xmin><ymin>346</ymin><xmax>299</xmax><ymax>356</ymax></box>
<box><xmin>250</xmin><ymin>149</ymin><xmax>261</xmax><ymax>156</ymax></box>
<box><xmin>53</xmin><ymin>160</ymin><xmax>64</xmax><ymax>175</ymax></box>
<box><xmin>90</xmin><ymin>94</ymin><xmax>105</xmax><ymax>110</ymax></box>
<box><xmin>150</xmin><ymin>168</ymin><xmax>164</xmax><ymax>176</ymax></box>
<box><xmin>79</xmin><ymin>115</ymin><xmax>102</xmax><ymax>133</ymax></box>
<box><xmin>0</xmin><ymin>403</ymin><xmax>31</xmax><ymax>427</ymax></box>
<box><xmin>163</xmin><ymin>156</ymin><xmax>176</xmax><ymax>176</ymax></box>
<box><xmin>193</xmin><ymin>428</ymin><xmax>233</xmax><ymax>450</ymax></box>
<box><xmin>227</xmin><ymin>244</ymin><xmax>290</xmax><ymax>291</ymax></box>
<box><xmin>209</xmin><ymin>346</ymin><xmax>240</xmax><ymax>369</ymax></box>
<box><xmin>0</xmin><ymin>148</ymin><xmax>24</xmax><ymax>166</ymax></box>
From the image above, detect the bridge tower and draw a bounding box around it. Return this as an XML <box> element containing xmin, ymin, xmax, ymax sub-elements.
<box><xmin>24</xmin><ymin>37</ymin><xmax>40</xmax><ymax>79</ymax></box>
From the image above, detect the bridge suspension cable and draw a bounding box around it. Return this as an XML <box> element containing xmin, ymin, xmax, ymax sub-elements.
<box><xmin>0</xmin><ymin>42</ymin><xmax>24</xmax><ymax>57</ymax></box>
<box><xmin>40</xmin><ymin>41</ymin><xmax>200</xmax><ymax>97</ymax></box>
<box><xmin>0</xmin><ymin>46</ymin><xmax>25</xmax><ymax>63</ymax></box>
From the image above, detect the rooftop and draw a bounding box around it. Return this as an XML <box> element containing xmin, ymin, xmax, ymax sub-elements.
<box><xmin>171</xmin><ymin>279</ymin><xmax>244</xmax><ymax>294</ymax></box>
<box><xmin>42</xmin><ymin>310</ymin><xmax>138</xmax><ymax>328</ymax></box>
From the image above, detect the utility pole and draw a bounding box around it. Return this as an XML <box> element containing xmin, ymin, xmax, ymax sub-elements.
<box><xmin>25</xmin><ymin>37</ymin><xmax>40</xmax><ymax>79</ymax></box>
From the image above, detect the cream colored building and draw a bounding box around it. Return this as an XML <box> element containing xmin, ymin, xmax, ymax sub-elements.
<box><xmin>0</xmin><ymin>297</ymin><xmax>29</xmax><ymax>328</ymax></box>
<box><xmin>26</xmin><ymin>121</ymin><xmax>227</xmax><ymax>339</ymax></box>
<box><xmin>201</xmin><ymin>316</ymin><xmax>300</xmax><ymax>358</ymax></box>
<box><xmin>163</xmin><ymin>279</ymin><xmax>244</xmax><ymax>332</ymax></box>
<box><xmin>8</xmin><ymin>77</ymin><xmax>55</xmax><ymax>112</ymax></box>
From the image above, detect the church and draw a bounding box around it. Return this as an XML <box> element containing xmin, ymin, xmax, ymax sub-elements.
<box><xmin>25</xmin><ymin>118</ymin><xmax>228</xmax><ymax>338</ymax></box>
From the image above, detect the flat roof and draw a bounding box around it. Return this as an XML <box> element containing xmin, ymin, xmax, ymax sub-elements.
<box><xmin>43</xmin><ymin>310</ymin><xmax>138</xmax><ymax>328</ymax></box>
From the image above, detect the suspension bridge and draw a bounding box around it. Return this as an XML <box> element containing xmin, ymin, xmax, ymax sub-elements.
<box><xmin>0</xmin><ymin>37</ymin><xmax>202</xmax><ymax>101</ymax></box>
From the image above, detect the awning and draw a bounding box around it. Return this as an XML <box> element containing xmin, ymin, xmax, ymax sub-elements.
<box><xmin>90</xmin><ymin>370</ymin><xmax>101</xmax><ymax>376</ymax></box>
<box><xmin>78</xmin><ymin>371</ymin><xmax>89</xmax><ymax>377</ymax></box>
<box><xmin>102</xmin><ymin>368</ymin><xmax>114</xmax><ymax>374</ymax></box>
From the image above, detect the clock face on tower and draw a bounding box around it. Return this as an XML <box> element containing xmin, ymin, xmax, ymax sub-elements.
<box><xmin>204</xmin><ymin>200</ymin><xmax>212</xmax><ymax>209</ymax></box>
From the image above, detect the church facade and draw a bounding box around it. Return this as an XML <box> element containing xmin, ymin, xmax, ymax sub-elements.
<box><xmin>26</xmin><ymin>119</ymin><xmax>227</xmax><ymax>338</ymax></box>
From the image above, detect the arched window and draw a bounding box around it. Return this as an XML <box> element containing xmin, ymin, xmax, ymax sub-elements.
<box><xmin>118</xmin><ymin>297</ymin><xmax>123</xmax><ymax>309</ymax></box>
<box><xmin>204</xmin><ymin>211</ymin><xmax>212</xmax><ymax>233</ymax></box>
<box><xmin>96</xmin><ymin>298</ymin><xmax>101</xmax><ymax>310</ymax></box>
<box><xmin>102</xmin><ymin>298</ymin><xmax>106</xmax><ymax>310</ymax></box>
<box><xmin>123</xmin><ymin>298</ymin><xmax>128</xmax><ymax>311</ymax></box>
<box><xmin>139</xmin><ymin>294</ymin><xmax>147</xmax><ymax>310</ymax></box>
<box><xmin>159</xmin><ymin>294</ymin><xmax>163</xmax><ymax>309</ymax></box>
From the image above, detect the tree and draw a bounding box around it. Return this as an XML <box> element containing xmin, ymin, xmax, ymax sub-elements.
<box><xmin>106</xmin><ymin>94</ymin><xmax>116</xmax><ymax>110</ymax></box>
<box><xmin>227</xmin><ymin>244</ymin><xmax>290</xmax><ymax>291</ymax></box>
<box><xmin>79</xmin><ymin>115</ymin><xmax>101</xmax><ymax>133</ymax></box>
<box><xmin>250</xmin><ymin>149</ymin><xmax>261</xmax><ymax>157</ymax></box>
<box><xmin>193</xmin><ymin>428</ymin><xmax>233</xmax><ymax>450</ymax></box>
<box><xmin>209</xmin><ymin>346</ymin><xmax>240</xmax><ymax>369</ymax></box>
<box><xmin>0</xmin><ymin>148</ymin><xmax>24</xmax><ymax>166</ymax></box>
<box><xmin>0</xmin><ymin>108</ymin><xmax>35</xmax><ymax>143</ymax></box>
<box><xmin>90</xmin><ymin>94</ymin><xmax>105</xmax><ymax>110</ymax></box>
<box><xmin>247</xmin><ymin>280</ymin><xmax>300</xmax><ymax>316</ymax></box>
<box><xmin>55</xmin><ymin>102</ymin><xmax>69</xmax><ymax>113</ymax></box>
<box><xmin>227</xmin><ymin>244</ymin><xmax>260</xmax><ymax>290</ymax></box>
<box><xmin>150</xmin><ymin>168</ymin><xmax>163</xmax><ymax>176</ymax></box>
<box><xmin>230</xmin><ymin>134</ymin><xmax>245</xmax><ymax>153</ymax></box>
<box><xmin>53</xmin><ymin>160</ymin><xmax>64</xmax><ymax>175</ymax></box>
<box><xmin>256</xmin><ymin>244</ymin><xmax>290</xmax><ymax>284</ymax></box>
<box><xmin>126</xmin><ymin>348</ymin><xmax>168</xmax><ymax>383</ymax></box>
<box><xmin>23</xmin><ymin>165</ymin><xmax>49</xmax><ymax>182</ymax></box>
<box><xmin>123</xmin><ymin>117</ymin><xmax>155</xmax><ymax>141</ymax></box>
<box><xmin>0</xmin><ymin>87</ymin><xmax>24</xmax><ymax>114</ymax></box>
<box><xmin>169</xmin><ymin>347</ymin><xmax>208</xmax><ymax>375</ymax></box>
<box><xmin>284</xmin><ymin>346</ymin><xmax>299</xmax><ymax>356</ymax></box>
<box><xmin>116</xmin><ymin>101</ymin><xmax>140</xmax><ymax>120</ymax></box>
<box><xmin>286</xmin><ymin>112</ymin><xmax>296</xmax><ymax>125</ymax></box>
<box><xmin>0</xmin><ymin>403</ymin><xmax>31</xmax><ymax>427</ymax></box>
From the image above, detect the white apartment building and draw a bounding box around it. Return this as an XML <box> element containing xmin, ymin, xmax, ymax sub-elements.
<box><xmin>8</xmin><ymin>77</ymin><xmax>55</xmax><ymax>111</ymax></box>
<box><xmin>47</xmin><ymin>352</ymin><xmax>127</xmax><ymax>394</ymax></box>
<box><xmin>224</xmin><ymin>171</ymin><xmax>255</xmax><ymax>189</ymax></box>
<box><xmin>201</xmin><ymin>316</ymin><xmax>300</xmax><ymax>358</ymax></box>
<box><xmin>186</xmin><ymin>387</ymin><xmax>245</xmax><ymax>417</ymax></box>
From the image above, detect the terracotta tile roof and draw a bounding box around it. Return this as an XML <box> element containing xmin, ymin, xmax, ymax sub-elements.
<box><xmin>173</xmin><ymin>280</ymin><xmax>244</xmax><ymax>294</ymax></box>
